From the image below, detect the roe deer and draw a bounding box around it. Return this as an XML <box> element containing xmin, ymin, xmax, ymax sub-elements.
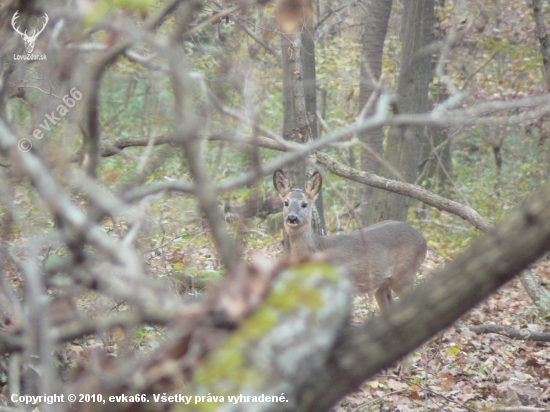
<box><xmin>273</xmin><ymin>169</ymin><xmax>427</xmax><ymax>311</ymax></box>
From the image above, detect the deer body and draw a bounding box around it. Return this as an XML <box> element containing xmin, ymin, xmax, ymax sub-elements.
<box><xmin>274</xmin><ymin>169</ymin><xmax>427</xmax><ymax>310</ymax></box>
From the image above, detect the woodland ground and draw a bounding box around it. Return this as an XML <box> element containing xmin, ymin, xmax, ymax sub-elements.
<box><xmin>343</xmin><ymin>256</ymin><xmax>550</xmax><ymax>411</ymax></box>
<box><xmin>151</xmin><ymin>222</ymin><xmax>550</xmax><ymax>411</ymax></box>
<box><xmin>2</xmin><ymin>185</ymin><xmax>549</xmax><ymax>411</ymax></box>
<box><xmin>149</xmin><ymin>200</ymin><xmax>550</xmax><ymax>412</ymax></box>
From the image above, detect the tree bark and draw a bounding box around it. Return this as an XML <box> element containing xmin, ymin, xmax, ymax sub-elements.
<box><xmin>531</xmin><ymin>0</ymin><xmax>550</xmax><ymax>87</ymax></box>
<box><xmin>420</xmin><ymin>0</ymin><xmax>452</xmax><ymax>193</ymax></box>
<box><xmin>359</xmin><ymin>0</ymin><xmax>393</xmax><ymax>225</ymax></box>
<box><xmin>281</xmin><ymin>10</ymin><xmax>325</xmax><ymax>235</ymax></box>
<box><xmin>366</xmin><ymin>0</ymin><xmax>435</xmax><ymax>223</ymax></box>
<box><xmin>281</xmin><ymin>32</ymin><xmax>302</xmax><ymax>254</ymax></box>
<box><xmin>281</xmin><ymin>33</ymin><xmax>304</xmax><ymax>186</ymax></box>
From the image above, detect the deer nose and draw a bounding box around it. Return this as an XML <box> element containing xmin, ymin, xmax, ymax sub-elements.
<box><xmin>287</xmin><ymin>214</ymin><xmax>299</xmax><ymax>225</ymax></box>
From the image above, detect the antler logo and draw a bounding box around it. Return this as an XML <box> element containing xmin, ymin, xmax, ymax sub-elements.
<box><xmin>11</xmin><ymin>11</ymin><xmax>49</xmax><ymax>54</ymax></box>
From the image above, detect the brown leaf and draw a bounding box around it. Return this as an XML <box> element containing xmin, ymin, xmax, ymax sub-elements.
<box><xmin>388</xmin><ymin>378</ymin><xmax>407</xmax><ymax>390</ymax></box>
<box><xmin>438</xmin><ymin>371</ymin><xmax>456</xmax><ymax>389</ymax></box>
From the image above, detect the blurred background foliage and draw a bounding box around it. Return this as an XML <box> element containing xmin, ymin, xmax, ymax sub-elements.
<box><xmin>4</xmin><ymin>0</ymin><xmax>550</xmax><ymax>284</ymax></box>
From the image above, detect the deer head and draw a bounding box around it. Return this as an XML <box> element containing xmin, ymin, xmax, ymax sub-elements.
<box><xmin>12</xmin><ymin>11</ymin><xmax>49</xmax><ymax>54</ymax></box>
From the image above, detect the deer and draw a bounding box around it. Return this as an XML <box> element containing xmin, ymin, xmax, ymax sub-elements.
<box><xmin>273</xmin><ymin>169</ymin><xmax>427</xmax><ymax>312</ymax></box>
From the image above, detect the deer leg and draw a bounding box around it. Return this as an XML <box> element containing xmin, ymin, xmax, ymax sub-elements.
<box><xmin>375</xmin><ymin>278</ymin><xmax>417</xmax><ymax>375</ymax></box>
<box><xmin>389</xmin><ymin>276</ymin><xmax>417</xmax><ymax>375</ymax></box>
<box><xmin>374</xmin><ymin>284</ymin><xmax>392</xmax><ymax>312</ymax></box>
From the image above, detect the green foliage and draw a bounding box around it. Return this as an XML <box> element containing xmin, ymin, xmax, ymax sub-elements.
<box><xmin>132</xmin><ymin>325</ymin><xmax>161</xmax><ymax>348</ymax></box>
<box><xmin>82</xmin><ymin>0</ymin><xmax>156</xmax><ymax>25</ymax></box>
<box><xmin>411</xmin><ymin>121</ymin><xmax>548</xmax><ymax>258</ymax></box>
<box><xmin>317</xmin><ymin>36</ymin><xmax>361</xmax><ymax>124</ymax></box>
<box><xmin>8</xmin><ymin>0</ymin><xmax>550</xmax><ymax>268</ymax></box>
<box><xmin>168</xmin><ymin>268</ymin><xmax>223</xmax><ymax>296</ymax></box>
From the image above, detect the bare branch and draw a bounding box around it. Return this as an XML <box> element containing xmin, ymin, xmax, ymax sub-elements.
<box><xmin>458</xmin><ymin>323</ymin><xmax>550</xmax><ymax>342</ymax></box>
<box><xmin>232</xmin><ymin>17</ymin><xmax>281</xmax><ymax>65</ymax></box>
<box><xmin>0</xmin><ymin>119</ymin><xmax>185</xmax><ymax>320</ymax></box>
<box><xmin>185</xmin><ymin>5</ymin><xmax>239</xmax><ymax>37</ymax></box>
<box><xmin>204</xmin><ymin>132</ymin><xmax>494</xmax><ymax>232</ymax></box>
<box><xmin>139</xmin><ymin>27</ymin><xmax>240</xmax><ymax>273</ymax></box>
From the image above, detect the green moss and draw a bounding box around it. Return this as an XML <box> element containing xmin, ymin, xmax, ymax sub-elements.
<box><xmin>187</xmin><ymin>262</ymin><xmax>341</xmax><ymax>406</ymax></box>
<box><xmin>267</xmin><ymin>280</ymin><xmax>323</xmax><ymax>312</ymax></box>
<box><xmin>292</xmin><ymin>262</ymin><xmax>339</xmax><ymax>282</ymax></box>
<box><xmin>194</xmin><ymin>346</ymin><xmax>248</xmax><ymax>386</ymax></box>
<box><xmin>268</xmin><ymin>263</ymin><xmax>338</xmax><ymax>312</ymax></box>
<box><xmin>238</xmin><ymin>308</ymin><xmax>279</xmax><ymax>341</ymax></box>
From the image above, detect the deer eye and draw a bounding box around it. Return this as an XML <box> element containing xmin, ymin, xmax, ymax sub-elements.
<box><xmin>284</xmin><ymin>200</ymin><xmax>289</xmax><ymax>207</ymax></box>
<box><xmin>301</xmin><ymin>202</ymin><xmax>308</xmax><ymax>208</ymax></box>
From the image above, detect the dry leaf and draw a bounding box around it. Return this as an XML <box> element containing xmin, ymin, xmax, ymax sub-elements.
<box><xmin>388</xmin><ymin>378</ymin><xmax>407</xmax><ymax>390</ymax></box>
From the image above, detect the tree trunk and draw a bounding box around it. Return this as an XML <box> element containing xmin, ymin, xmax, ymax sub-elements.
<box><xmin>281</xmin><ymin>13</ymin><xmax>325</xmax><ymax>236</ymax></box>
<box><xmin>281</xmin><ymin>33</ymin><xmax>304</xmax><ymax>186</ymax></box>
<box><xmin>531</xmin><ymin>0</ymin><xmax>550</xmax><ymax>87</ymax></box>
<box><xmin>281</xmin><ymin>33</ymin><xmax>299</xmax><ymax>255</ymax></box>
<box><xmin>366</xmin><ymin>0</ymin><xmax>435</xmax><ymax>223</ymax></box>
<box><xmin>301</xmin><ymin>19</ymin><xmax>326</xmax><ymax>234</ymax></box>
<box><xmin>359</xmin><ymin>0</ymin><xmax>393</xmax><ymax>225</ymax></box>
<box><xmin>419</xmin><ymin>0</ymin><xmax>453</xmax><ymax>194</ymax></box>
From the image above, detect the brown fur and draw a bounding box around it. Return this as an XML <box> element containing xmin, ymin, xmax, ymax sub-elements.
<box><xmin>273</xmin><ymin>169</ymin><xmax>427</xmax><ymax>310</ymax></box>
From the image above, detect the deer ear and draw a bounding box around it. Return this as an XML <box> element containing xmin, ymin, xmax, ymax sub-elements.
<box><xmin>273</xmin><ymin>169</ymin><xmax>291</xmax><ymax>196</ymax></box>
<box><xmin>305</xmin><ymin>171</ymin><xmax>322</xmax><ymax>199</ymax></box>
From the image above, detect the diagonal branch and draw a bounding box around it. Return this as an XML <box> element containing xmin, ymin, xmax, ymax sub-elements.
<box><xmin>301</xmin><ymin>178</ymin><xmax>550</xmax><ymax>411</ymax></box>
<box><xmin>232</xmin><ymin>16</ymin><xmax>281</xmax><ymax>65</ymax></box>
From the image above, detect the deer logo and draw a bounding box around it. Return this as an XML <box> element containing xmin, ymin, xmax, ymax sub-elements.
<box><xmin>11</xmin><ymin>11</ymin><xmax>49</xmax><ymax>55</ymax></box>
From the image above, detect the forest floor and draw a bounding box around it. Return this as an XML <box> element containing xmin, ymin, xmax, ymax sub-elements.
<box><xmin>337</xmin><ymin>248</ymin><xmax>550</xmax><ymax>412</ymax></box>
<box><xmin>139</xmin><ymin>223</ymin><xmax>550</xmax><ymax>412</ymax></box>
<box><xmin>4</xmin><ymin>210</ymin><xmax>548</xmax><ymax>412</ymax></box>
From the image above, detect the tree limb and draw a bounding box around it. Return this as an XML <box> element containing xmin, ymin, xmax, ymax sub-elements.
<box><xmin>490</xmin><ymin>407</ymin><xmax>548</xmax><ymax>412</ymax></box>
<box><xmin>232</xmin><ymin>16</ymin><xmax>281</xmax><ymax>65</ymax></box>
<box><xmin>459</xmin><ymin>323</ymin><xmax>550</xmax><ymax>342</ymax></box>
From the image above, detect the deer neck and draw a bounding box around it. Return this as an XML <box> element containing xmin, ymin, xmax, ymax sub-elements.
<box><xmin>286</xmin><ymin>224</ymin><xmax>322</xmax><ymax>258</ymax></box>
